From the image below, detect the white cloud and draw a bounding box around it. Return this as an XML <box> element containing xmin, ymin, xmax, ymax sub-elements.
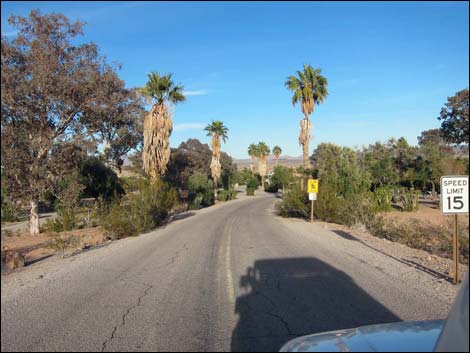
<box><xmin>173</xmin><ymin>123</ymin><xmax>206</xmax><ymax>131</ymax></box>
<box><xmin>183</xmin><ymin>90</ymin><xmax>208</xmax><ymax>96</ymax></box>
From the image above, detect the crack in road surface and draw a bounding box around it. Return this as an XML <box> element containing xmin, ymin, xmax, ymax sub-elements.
<box><xmin>101</xmin><ymin>283</ymin><xmax>153</xmax><ymax>352</ymax></box>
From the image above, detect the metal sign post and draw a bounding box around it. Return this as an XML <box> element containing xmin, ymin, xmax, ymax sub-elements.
<box><xmin>440</xmin><ymin>175</ymin><xmax>469</xmax><ymax>285</ymax></box>
<box><xmin>308</xmin><ymin>180</ymin><xmax>319</xmax><ymax>223</ymax></box>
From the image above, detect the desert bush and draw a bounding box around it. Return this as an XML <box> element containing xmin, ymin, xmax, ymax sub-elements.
<box><xmin>276</xmin><ymin>185</ymin><xmax>309</xmax><ymax>218</ymax></box>
<box><xmin>188</xmin><ymin>172</ymin><xmax>214</xmax><ymax>193</ymax></box>
<box><xmin>1</xmin><ymin>186</ymin><xmax>22</xmax><ymax>222</ymax></box>
<box><xmin>48</xmin><ymin>234</ymin><xmax>82</xmax><ymax>258</ymax></box>
<box><xmin>120</xmin><ymin>177</ymin><xmax>149</xmax><ymax>193</ymax></box>
<box><xmin>372</xmin><ymin>186</ymin><xmax>393</xmax><ymax>212</ymax></box>
<box><xmin>247</xmin><ymin>178</ymin><xmax>259</xmax><ymax>190</ymax></box>
<box><xmin>43</xmin><ymin>205</ymin><xmax>78</xmax><ymax>232</ymax></box>
<box><xmin>190</xmin><ymin>193</ymin><xmax>204</xmax><ymax>210</ymax></box>
<box><xmin>264</xmin><ymin>183</ymin><xmax>279</xmax><ymax>193</ymax></box>
<box><xmin>79</xmin><ymin>157</ymin><xmax>124</xmax><ymax>200</ymax></box>
<box><xmin>270</xmin><ymin>166</ymin><xmax>295</xmax><ymax>193</ymax></box>
<box><xmin>229</xmin><ymin>189</ymin><xmax>238</xmax><ymax>200</ymax></box>
<box><xmin>218</xmin><ymin>190</ymin><xmax>230</xmax><ymax>201</ymax></box>
<box><xmin>368</xmin><ymin>217</ymin><xmax>469</xmax><ymax>264</ymax></box>
<box><xmin>101</xmin><ymin>181</ymin><xmax>178</xmax><ymax>239</ymax></box>
<box><xmin>400</xmin><ymin>189</ymin><xmax>420</xmax><ymax>212</ymax></box>
<box><xmin>202</xmin><ymin>190</ymin><xmax>215</xmax><ymax>207</ymax></box>
<box><xmin>246</xmin><ymin>187</ymin><xmax>256</xmax><ymax>196</ymax></box>
<box><xmin>234</xmin><ymin>168</ymin><xmax>252</xmax><ymax>185</ymax></box>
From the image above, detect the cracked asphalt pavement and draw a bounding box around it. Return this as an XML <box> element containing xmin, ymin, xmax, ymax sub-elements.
<box><xmin>1</xmin><ymin>192</ymin><xmax>455</xmax><ymax>352</ymax></box>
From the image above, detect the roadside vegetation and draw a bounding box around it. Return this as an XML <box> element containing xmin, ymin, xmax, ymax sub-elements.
<box><xmin>1</xmin><ymin>10</ymin><xmax>468</xmax><ymax>270</ymax></box>
<box><xmin>275</xmin><ymin>88</ymin><xmax>469</xmax><ymax>263</ymax></box>
<box><xmin>1</xmin><ymin>11</ymin><xmax>239</xmax><ymax>267</ymax></box>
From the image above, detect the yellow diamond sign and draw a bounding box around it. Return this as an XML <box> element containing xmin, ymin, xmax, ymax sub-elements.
<box><xmin>308</xmin><ymin>179</ymin><xmax>319</xmax><ymax>193</ymax></box>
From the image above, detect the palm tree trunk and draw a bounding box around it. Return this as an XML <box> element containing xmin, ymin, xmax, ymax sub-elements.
<box><xmin>250</xmin><ymin>157</ymin><xmax>254</xmax><ymax>176</ymax></box>
<box><xmin>299</xmin><ymin>117</ymin><xmax>311</xmax><ymax>170</ymax></box>
<box><xmin>302</xmin><ymin>142</ymin><xmax>310</xmax><ymax>169</ymax></box>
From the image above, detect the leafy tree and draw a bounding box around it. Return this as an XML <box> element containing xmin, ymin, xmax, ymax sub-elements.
<box><xmin>362</xmin><ymin>141</ymin><xmax>399</xmax><ymax>189</ymax></box>
<box><xmin>390</xmin><ymin>137</ymin><xmax>419</xmax><ymax>187</ymax></box>
<box><xmin>82</xmin><ymin>69</ymin><xmax>144</xmax><ymax>172</ymax></box>
<box><xmin>1</xmin><ymin>10</ymin><xmax>126</xmax><ymax>235</ymax></box>
<box><xmin>312</xmin><ymin>143</ymin><xmax>370</xmax><ymax>198</ymax></box>
<box><xmin>165</xmin><ymin>139</ymin><xmax>236</xmax><ymax>189</ymax></box>
<box><xmin>256</xmin><ymin>142</ymin><xmax>271</xmax><ymax>189</ymax></box>
<box><xmin>272</xmin><ymin>145</ymin><xmax>282</xmax><ymax>165</ymax></box>
<box><xmin>438</xmin><ymin>89</ymin><xmax>469</xmax><ymax>145</ymax></box>
<box><xmin>271</xmin><ymin>165</ymin><xmax>294</xmax><ymax>193</ymax></box>
<box><xmin>140</xmin><ymin>72</ymin><xmax>185</xmax><ymax>180</ymax></box>
<box><xmin>416</xmin><ymin>129</ymin><xmax>449</xmax><ymax>194</ymax></box>
<box><xmin>205</xmin><ymin>120</ymin><xmax>229</xmax><ymax>198</ymax></box>
<box><xmin>79</xmin><ymin>157</ymin><xmax>124</xmax><ymax>201</ymax></box>
<box><xmin>285</xmin><ymin>64</ymin><xmax>328</xmax><ymax>168</ymax></box>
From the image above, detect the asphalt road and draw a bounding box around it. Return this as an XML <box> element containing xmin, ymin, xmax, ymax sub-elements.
<box><xmin>1</xmin><ymin>192</ymin><xmax>454</xmax><ymax>352</ymax></box>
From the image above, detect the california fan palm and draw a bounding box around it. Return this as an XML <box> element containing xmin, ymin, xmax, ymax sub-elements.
<box><xmin>205</xmin><ymin>120</ymin><xmax>229</xmax><ymax>199</ymax></box>
<box><xmin>140</xmin><ymin>72</ymin><xmax>185</xmax><ymax>181</ymax></box>
<box><xmin>248</xmin><ymin>143</ymin><xmax>259</xmax><ymax>176</ymax></box>
<box><xmin>285</xmin><ymin>64</ymin><xmax>328</xmax><ymax>169</ymax></box>
<box><xmin>257</xmin><ymin>142</ymin><xmax>270</xmax><ymax>190</ymax></box>
<box><xmin>272</xmin><ymin>145</ymin><xmax>282</xmax><ymax>165</ymax></box>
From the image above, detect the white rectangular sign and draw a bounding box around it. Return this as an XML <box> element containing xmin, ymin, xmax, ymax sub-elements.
<box><xmin>309</xmin><ymin>192</ymin><xmax>317</xmax><ymax>201</ymax></box>
<box><xmin>440</xmin><ymin>175</ymin><xmax>469</xmax><ymax>214</ymax></box>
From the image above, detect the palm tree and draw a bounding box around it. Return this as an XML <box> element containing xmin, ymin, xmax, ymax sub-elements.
<box><xmin>248</xmin><ymin>143</ymin><xmax>259</xmax><ymax>176</ymax></box>
<box><xmin>273</xmin><ymin>145</ymin><xmax>282</xmax><ymax>165</ymax></box>
<box><xmin>140</xmin><ymin>72</ymin><xmax>185</xmax><ymax>181</ymax></box>
<box><xmin>285</xmin><ymin>64</ymin><xmax>328</xmax><ymax>169</ymax></box>
<box><xmin>257</xmin><ymin>142</ymin><xmax>271</xmax><ymax>190</ymax></box>
<box><xmin>205</xmin><ymin>120</ymin><xmax>229</xmax><ymax>199</ymax></box>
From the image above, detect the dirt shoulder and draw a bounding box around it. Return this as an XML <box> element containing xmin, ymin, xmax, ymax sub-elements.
<box><xmin>381</xmin><ymin>199</ymin><xmax>469</xmax><ymax>230</ymax></box>
<box><xmin>313</xmin><ymin>219</ymin><xmax>468</xmax><ymax>284</ymax></box>
<box><xmin>1</xmin><ymin>227</ymin><xmax>107</xmax><ymax>272</ymax></box>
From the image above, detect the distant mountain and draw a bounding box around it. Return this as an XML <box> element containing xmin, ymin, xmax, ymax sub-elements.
<box><xmin>234</xmin><ymin>155</ymin><xmax>304</xmax><ymax>170</ymax></box>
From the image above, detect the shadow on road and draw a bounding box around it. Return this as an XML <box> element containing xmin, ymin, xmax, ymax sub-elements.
<box><xmin>156</xmin><ymin>211</ymin><xmax>196</xmax><ymax>230</ymax></box>
<box><xmin>331</xmin><ymin>230</ymin><xmax>453</xmax><ymax>283</ymax></box>
<box><xmin>231</xmin><ymin>257</ymin><xmax>400</xmax><ymax>352</ymax></box>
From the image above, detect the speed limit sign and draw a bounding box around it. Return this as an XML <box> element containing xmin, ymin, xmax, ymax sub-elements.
<box><xmin>440</xmin><ymin>175</ymin><xmax>468</xmax><ymax>285</ymax></box>
<box><xmin>440</xmin><ymin>176</ymin><xmax>469</xmax><ymax>214</ymax></box>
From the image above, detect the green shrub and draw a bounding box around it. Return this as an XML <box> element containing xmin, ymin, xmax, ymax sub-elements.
<box><xmin>246</xmin><ymin>187</ymin><xmax>256</xmax><ymax>196</ymax></box>
<box><xmin>188</xmin><ymin>172</ymin><xmax>214</xmax><ymax>193</ymax></box>
<box><xmin>372</xmin><ymin>186</ymin><xmax>393</xmax><ymax>212</ymax></box>
<box><xmin>80</xmin><ymin>157</ymin><xmax>125</xmax><ymax>200</ymax></box>
<box><xmin>401</xmin><ymin>189</ymin><xmax>420</xmax><ymax>212</ymax></box>
<box><xmin>186</xmin><ymin>172</ymin><xmax>214</xmax><ymax>208</ymax></box>
<box><xmin>202</xmin><ymin>190</ymin><xmax>215</xmax><ymax>207</ymax></box>
<box><xmin>264</xmin><ymin>183</ymin><xmax>279</xmax><ymax>193</ymax></box>
<box><xmin>218</xmin><ymin>190</ymin><xmax>229</xmax><ymax>201</ymax></box>
<box><xmin>101</xmin><ymin>181</ymin><xmax>178</xmax><ymax>239</ymax></box>
<box><xmin>190</xmin><ymin>193</ymin><xmax>204</xmax><ymax>210</ymax></box>
<box><xmin>276</xmin><ymin>185</ymin><xmax>309</xmax><ymax>218</ymax></box>
<box><xmin>229</xmin><ymin>189</ymin><xmax>238</xmax><ymax>200</ymax></box>
<box><xmin>43</xmin><ymin>206</ymin><xmax>78</xmax><ymax>232</ymax></box>
<box><xmin>247</xmin><ymin>178</ymin><xmax>259</xmax><ymax>190</ymax></box>
<box><xmin>121</xmin><ymin>177</ymin><xmax>149</xmax><ymax>193</ymax></box>
<box><xmin>48</xmin><ymin>234</ymin><xmax>82</xmax><ymax>258</ymax></box>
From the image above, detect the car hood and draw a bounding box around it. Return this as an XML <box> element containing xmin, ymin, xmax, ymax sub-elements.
<box><xmin>280</xmin><ymin>320</ymin><xmax>445</xmax><ymax>352</ymax></box>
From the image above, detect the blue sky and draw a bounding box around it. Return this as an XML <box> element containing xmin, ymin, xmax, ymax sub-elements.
<box><xmin>2</xmin><ymin>1</ymin><xmax>469</xmax><ymax>159</ymax></box>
